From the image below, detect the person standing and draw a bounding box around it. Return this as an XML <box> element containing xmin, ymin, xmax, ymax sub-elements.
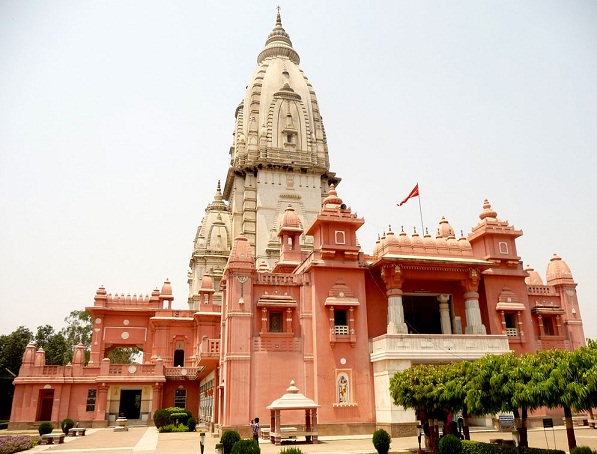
<box><xmin>250</xmin><ymin>417</ymin><xmax>260</xmax><ymax>441</ymax></box>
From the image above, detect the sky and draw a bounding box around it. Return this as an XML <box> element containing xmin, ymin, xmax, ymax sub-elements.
<box><xmin>1</xmin><ymin>1</ymin><xmax>596</xmax><ymax>341</ymax></box>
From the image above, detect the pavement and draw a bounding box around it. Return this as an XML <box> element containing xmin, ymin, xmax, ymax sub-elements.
<box><xmin>8</xmin><ymin>424</ymin><xmax>597</xmax><ymax>454</ymax></box>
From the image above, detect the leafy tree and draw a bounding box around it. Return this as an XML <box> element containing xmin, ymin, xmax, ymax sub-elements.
<box><xmin>60</xmin><ymin>310</ymin><xmax>92</xmax><ymax>364</ymax></box>
<box><xmin>107</xmin><ymin>347</ymin><xmax>141</xmax><ymax>364</ymax></box>
<box><xmin>0</xmin><ymin>326</ymin><xmax>32</xmax><ymax>419</ymax></box>
<box><xmin>0</xmin><ymin>326</ymin><xmax>33</xmax><ymax>376</ymax></box>
<box><xmin>439</xmin><ymin>361</ymin><xmax>476</xmax><ymax>440</ymax></box>
<box><xmin>34</xmin><ymin>324</ymin><xmax>69</xmax><ymax>366</ymax></box>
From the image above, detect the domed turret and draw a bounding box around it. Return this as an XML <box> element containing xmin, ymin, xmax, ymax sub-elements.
<box><xmin>524</xmin><ymin>265</ymin><xmax>544</xmax><ymax>285</ymax></box>
<box><xmin>479</xmin><ymin>199</ymin><xmax>498</xmax><ymax>220</ymax></box>
<box><xmin>437</xmin><ymin>217</ymin><xmax>455</xmax><ymax>238</ymax></box>
<box><xmin>546</xmin><ymin>254</ymin><xmax>574</xmax><ymax>284</ymax></box>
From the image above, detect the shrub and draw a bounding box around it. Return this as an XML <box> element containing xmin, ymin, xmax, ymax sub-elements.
<box><xmin>571</xmin><ymin>448</ymin><xmax>595</xmax><ymax>454</ymax></box>
<box><xmin>169</xmin><ymin>412</ymin><xmax>190</xmax><ymax>426</ymax></box>
<box><xmin>372</xmin><ymin>428</ymin><xmax>391</xmax><ymax>454</ymax></box>
<box><xmin>279</xmin><ymin>448</ymin><xmax>304</xmax><ymax>454</ymax></box>
<box><xmin>60</xmin><ymin>418</ymin><xmax>75</xmax><ymax>434</ymax></box>
<box><xmin>439</xmin><ymin>434</ymin><xmax>462</xmax><ymax>454</ymax></box>
<box><xmin>153</xmin><ymin>409</ymin><xmax>170</xmax><ymax>429</ymax></box>
<box><xmin>230</xmin><ymin>439</ymin><xmax>260</xmax><ymax>454</ymax></box>
<box><xmin>188</xmin><ymin>417</ymin><xmax>197</xmax><ymax>432</ymax></box>
<box><xmin>38</xmin><ymin>422</ymin><xmax>54</xmax><ymax>436</ymax></box>
<box><xmin>158</xmin><ymin>423</ymin><xmax>189</xmax><ymax>433</ymax></box>
<box><xmin>221</xmin><ymin>430</ymin><xmax>241</xmax><ymax>454</ymax></box>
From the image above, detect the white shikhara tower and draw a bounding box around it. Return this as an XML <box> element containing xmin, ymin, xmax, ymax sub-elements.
<box><xmin>189</xmin><ymin>11</ymin><xmax>339</xmax><ymax>307</ymax></box>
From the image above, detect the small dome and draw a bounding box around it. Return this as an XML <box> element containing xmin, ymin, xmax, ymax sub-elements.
<box><xmin>479</xmin><ymin>199</ymin><xmax>498</xmax><ymax>220</ymax></box>
<box><xmin>437</xmin><ymin>217</ymin><xmax>455</xmax><ymax>238</ymax></box>
<box><xmin>524</xmin><ymin>265</ymin><xmax>544</xmax><ymax>285</ymax></box>
<box><xmin>200</xmin><ymin>275</ymin><xmax>214</xmax><ymax>291</ymax></box>
<box><xmin>161</xmin><ymin>279</ymin><xmax>173</xmax><ymax>296</ymax></box>
<box><xmin>281</xmin><ymin>204</ymin><xmax>300</xmax><ymax>229</ymax></box>
<box><xmin>385</xmin><ymin>229</ymin><xmax>399</xmax><ymax>251</ymax></box>
<box><xmin>546</xmin><ymin>254</ymin><xmax>574</xmax><ymax>283</ymax></box>
<box><xmin>398</xmin><ymin>227</ymin><xmax>412</xmax><ymax>248</ymax></box>
<box><xmin>411</xmin><ymin>229</ymin><xmax>424</xmax><ymax>250</ymax></box>
<box><xmin>322</xmin><ymin>184</ymin><xmax>343</xmax><ymax>208</ymax></box>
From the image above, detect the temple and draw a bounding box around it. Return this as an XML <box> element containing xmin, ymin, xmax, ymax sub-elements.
<box><xmin>9</xmin><ymin>12</ymin><xmax>586</xmax><ymax>437</ymax></box>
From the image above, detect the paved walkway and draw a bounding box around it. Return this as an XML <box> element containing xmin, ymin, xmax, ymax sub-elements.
<box><xmin>17</xmin><ymin>425</ymin><xmax>597</xmax><ymax>454</ymax></box>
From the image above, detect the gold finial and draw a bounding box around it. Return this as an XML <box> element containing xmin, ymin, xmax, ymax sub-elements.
<box><xmin>276</xmin><ymin>5</ymin><xmax>282</xmax><ymax>26</ymax></box>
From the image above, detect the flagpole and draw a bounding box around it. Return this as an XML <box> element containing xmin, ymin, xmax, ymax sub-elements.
<box><xmin>417</xmin><ymin>185</ymin><xmax>425</xmax><ymax>235</ymax></box>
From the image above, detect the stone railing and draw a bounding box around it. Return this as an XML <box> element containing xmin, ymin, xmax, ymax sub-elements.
<box><xmin>526</xmin><ymin>285</ymin><xmax>558</xmax><ymax>295</ymax></box>
<box><xmin>164</xmin><ymin>366</ymin><xmax>205</xmax><ymax>380</ymax></box>
<box><xmin>255</xmin><ymin>273</ymin><xmax>301</xmax><ymax>286</ymax></box>
<box><xmin>370</xmin><ymin>333</ymin><xmax>510</xmax><ymax>363</ymax></box>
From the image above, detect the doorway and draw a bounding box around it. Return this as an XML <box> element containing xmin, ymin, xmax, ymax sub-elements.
<box><xmin>36</xmin><ymin>389</ymin><xmax>54</xmax><ymax>421</ymax></box>
<box><xmin>118</xmin><ymin>389</ymin><xmax>141</xmax><ymax>419</ymax></box>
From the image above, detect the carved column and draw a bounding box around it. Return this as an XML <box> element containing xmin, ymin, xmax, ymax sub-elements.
<box><xmin>437</xmin><ymin>294</ymin><xmax>452</xmax><ymax>334</ymax></box>
<box><xmin>462</xmin><ymin>269</ymin><xmax>486</xmax><ymax>335</ymax></box>
<box><xmin>95</xmin><ymin>384</ymin><xmax>109</xmax><ymax>421</ymax></box>
<box><xmin>381</xmin><ymin>264</ymin><xmax>408</xmax><ymax>334</ymax></box>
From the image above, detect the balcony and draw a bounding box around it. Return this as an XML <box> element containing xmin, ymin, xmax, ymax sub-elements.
<box><xmin>370</xmin><ymin>333</ymin><xmax>510</xmax><ymax>364</ymax></box>
<box><xmin>198</xmin><ymin>338</ymin><xmax>220</xmax><ymax>366</ymax></box>
<box><xmin>164</xmin><ymin>366</ymin><xmax>205</xmax><ymax>380</ymax></box>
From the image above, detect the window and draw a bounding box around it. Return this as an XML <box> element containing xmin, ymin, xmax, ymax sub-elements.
<box><xmin>86</xmin><ymin>389</ymin><xmax>97</xmax><ymax>412</ymax></box>
<box><xmin>175</xmin><ymin>388</ymin><xmax>187</xmax><ymax>408</ymax></box>
<box><xmin>504</xmin><ymin>313</ymin><xmax>518</xmax><ymax>336</ymax></box>
<box><xmin>269</xmin><ymin>312</ymin><xmax>283</xmax><ymax>333</ymax></box>
<box><xmin>335</xmin><ymin>231</ymin><xmax>346</xmax><ymax>245</ymax></box>
<box><xmin>543</xmin><ymin>318</ymin><xmax>554</xmax><ymax>336</ymax></box>
<box><xmin>498</xmin><ymin>241</ymin><xmax>508</xmax><ymax>254</ymax></box>
<box><xmin>174</xmin><ymin>349</ymin><xmax>185</xmax><ymax>367</ymax></box>
<box><xmin>334</xmin><ymin>309</ymin><xmax>349</xmax><ymax>335</ymax></box>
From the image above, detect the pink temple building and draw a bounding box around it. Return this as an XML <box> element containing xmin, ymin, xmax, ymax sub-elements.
<box><xmin>9</xmin><ymin>12</ymin><xmax>586</xmax><ymax>436</ymax></box>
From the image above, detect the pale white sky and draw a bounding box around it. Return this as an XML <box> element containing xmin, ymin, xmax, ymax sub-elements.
<box><xmin>1</xmin><ymin>1</ymin><xmax>596</xmax><ymax>340</ymax></box>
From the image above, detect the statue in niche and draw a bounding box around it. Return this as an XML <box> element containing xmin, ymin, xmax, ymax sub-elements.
<box><xmin>338</xmin><ymin>375</ymin><xmax>348</xmax><ymax>403</ymax></box>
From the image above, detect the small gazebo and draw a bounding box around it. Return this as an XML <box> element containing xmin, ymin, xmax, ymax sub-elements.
<box><xmin>266</xmin><ymin>380</ymin><xmax>321</xmax><ymax>446</ymax></box>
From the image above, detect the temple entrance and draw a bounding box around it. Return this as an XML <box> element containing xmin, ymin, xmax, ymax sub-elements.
<box><xmin>119</xmin><ymin>389</ymin><xmax>141</xmax><ymax>419</ymax></box>
<box><xmin>402</xmin><ymin>294</ymin><xmax>442</xmax><ymax>334</ymax></box>
<box><xmin>36</xmin><ymin>389</ymin><xmax>54</xmax><ymax>421</ymax></box>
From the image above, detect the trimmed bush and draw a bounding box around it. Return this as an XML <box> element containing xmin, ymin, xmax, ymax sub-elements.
<box><xmin>279</xmin><ymin>448</ymin><xmax>304</xmax><ymax>454</ymax></box>
<box><xmin>153</xmin><ymin>409</ymin><xmax>171</xmax><ymax>429</ymax></box>
<box><xmin>169</xmin><ymin>412</ymin><xmax>190</xmax><ymax>426</ymax></box>
<box><xmin>159</xmin><ymin>423</ymin><xmax>189</xmax><ymax>433</ymax></box>
<box><xmin>231</xmin><ymin>439</ymin><xmax>260</xmax><ymax>454</ymax></box>
<box><xmin>571</xmin><ymin>448</ymin><xmax>595</xmax><ymax>454</ymax></box>
<box><xmin>439</xmin><ymin>434</ymin><xmax>462</xmax><ymax>454</ymax></box>
<box><xmin>60</xmin><ymin>418</ymin><xmax>75</xmax><ymax>434</ymax></box>
<box><xmin>188</xmin><ymin>417</ymin><xmax>197</xmax><ymax>432</ymax></box>
<box><xmin>372</xmin><ymin>428</ymin><xmax>391</xmax><ymax>454</ymax></box>
<box><xmin>221</xmin><ymin>430</ymin><xmax>241</xmax><ymax>454</ymax></box>
<box><xmin>461</xmin><ymin>440</ymin><xmax>565</xmax><ymax>454</ymax></box>
<box><xmin>38</xmin><ymin>422</ymin><xmax>54</xmax><ymax>436</ymax></box>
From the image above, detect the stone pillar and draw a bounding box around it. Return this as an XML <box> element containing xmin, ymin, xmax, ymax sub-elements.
<box><xmin>151</xmin><ymin>383</ymin><xmax>163</xmax><ymax>416</ymax></box>
<box><xmin>96</xmin><ymin>385</ymin><xmax>109</xmax><ymax>422</ymax></box>
<box><xmin>274</xmin><ymin>409</ymin><xmax>281</xmax><ymax>445</ymax></box>
<box><xmin>387</xmin><ymin>288</ymin><xmax>408</xmax><ymax>334</ymax></box>
<box><xmin>311</xmin><ymin>409</ymin><xmax>318</xmax><ymax>443</ymax></box>
<box><xmin>382</xmin><ymin>264</ymin><xmax>408</xmax><ymax>334</ymax></box>
<box><xmin>464</xmin><ymin>291</ymin><xmax>486</xmax><ymax>334</ymax></box>
<box><xmin>437</xmin><ymin>294</ymin><xmax>452</xmax><ymax>334</ymax></box>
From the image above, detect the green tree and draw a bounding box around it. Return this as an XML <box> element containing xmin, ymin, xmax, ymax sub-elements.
<box><xmin>0</xmin><ymin>326</ymin><xmax>33</xmax><ymax>419</ymax></box>
<box><xmin>439</xmin><ymin>361</ymin><xmax>476</xmax><ymax>440</ymax></box>
<box><xmin>0</xmin><ymin>326</ymin><xmax>33</xmax><ymax>376</ymax></box>
<box><xmin>34</xmin><ymin>324</ymin><xmax>69</xmax><ymax>365</ymax></box>
<box><xmin>390</xmin><ymin>363</ymin><xmax>445</xmax><ymax>451</ymax></box>
<box><xmin>60</xmin><ymin>310</ymin><xmax>92</xmax><ymax>364</ymax></box>
<box><xmin>108</xmin><ymin>347</ymin><xmax>141</xmax><ymax>364</ymax></box>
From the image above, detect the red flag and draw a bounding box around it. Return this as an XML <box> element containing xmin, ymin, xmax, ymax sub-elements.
<box><xmin>398</xmin><ymin>183</ymin><xmax>419</xmax><ymax>206</ymax></box>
